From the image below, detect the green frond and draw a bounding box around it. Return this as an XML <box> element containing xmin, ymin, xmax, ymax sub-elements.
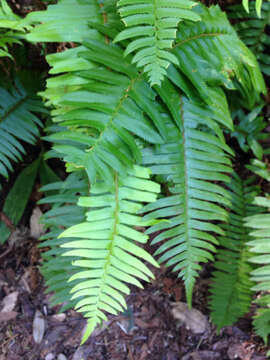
<box><xmin>210</xmin><ymin>173</ymin><xmax>261</xmax><ymax>330</ymax></box>
<box><xmin>0</xmin><ymin>0</ymin><xmax>28</xmax><ymax>58</ymax></box>
<box><xmin>44</xmin><ymin>39</ymin><xmax>165</xmax><ymax>185</ymax></box>
<box><xmin>231</xmin><ymin>105</ymin><xmax>266</xmax><ymax>160</ymax></box>
<box><xmin>0</xmin><ymin>79</ymin><xmax>45</xmax><ymax>179</ymax></box>
<box><xmin>114</xmin><ymin>0</ymin><xmax>201</xmax><ymax>86</ymax></box>
<box><xmin>142</xmin><ymin>95</ymin><xmax>233</xmax><ymax>306</ymax></box>
<box><xmin>241</xmin><ymin>0</ymin><xmax>269</xmax><ymax>17</ymax></box>
<box><xmin>245</xmin><ymin>196</ymin><xmax>270</xmax><ymax>343</ymax></box>
<box><xmin>59</xmin><ymin>165</ymin><xmax>160</xmax><ymax>342</ymax></box>
<box><xmin>24</xmin><ymin>0</ymin><xmax>102</xmax><ymax>43</ymax></box>
<box><xmin>38</xmin><ymin>173</ymin><xmax>89</xmax><ymax>311</ymax></box>
<box><xmin>229</xmin><ymin>1</ymin><xmax>270</xmax><ymax>76</ymax></box>
<box><xmin>171</xmin><ymin>4</ymin><xmax>266</xmax><ymax>108</ymax></box>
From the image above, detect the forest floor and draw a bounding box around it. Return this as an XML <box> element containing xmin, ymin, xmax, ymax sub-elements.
<box><xmin>0</xmin><ymin>217</ymin><xmax>269</xmax><ymax>360</ymax></box>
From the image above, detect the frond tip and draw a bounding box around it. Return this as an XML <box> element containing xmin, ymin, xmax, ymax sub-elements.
<box><xmin>114</xmin><ymin>0</ymin><xmax>201</xmax><ymax>86</ymax></box>
<box><xmin>59</xmin><ymin>166</ymin><xmax>160</xmax><ymax>342</ymax></box>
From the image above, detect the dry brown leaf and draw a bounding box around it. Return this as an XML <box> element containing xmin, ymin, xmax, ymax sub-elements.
<box><xmin>171</xmin><ymin>302</ymin><xmax>209</xmax><ymax>334</ymax></box>
<box><xmin>0</xmin><ymin>311</ymin><xmax>17</xmax><ymax>321</ymax></box>
<box><xmin>1</xmin><ymin>291</ymin><xmax>18</xmax><ymax>312</ymax></box>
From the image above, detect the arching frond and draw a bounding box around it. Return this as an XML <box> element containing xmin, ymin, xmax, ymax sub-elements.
<box><xmin>44</xmin><ymin>39</ymin><xmax>165</xmax><ymax>185</ymax></box>
<box><xmin>0</xmin><ymin>79</ymin><xmax>45</xmax><ymax>179</ymax></box>
<box><xmin>229</xmin><ymin>1</ymin><xmax>270</xmax><ymax>76</ymax></box>
<box><xmin>170</xmin><ymin>4</ymin><xmax>266</xmax><ymax>108</ymax></box>
<box><xmin>245</xmin><ymin>196</ymin><xmax>270</xmax><ymax>343</ymax></box>
<box><xmin>59</xmin><ymin>166</ymin><xmax>160</xmax><ymax>342</ymax></box>
<box><xmin>210</xmin><ymin>173</ymin><xmax>261</xmax><ymax>330</ymax></box>
<box><xmin>142</xmin><ymin>95</ymin><xmax>233</xmax><ymax>305</ymax></box>
<box><xmin>38</xmin><ymin>173</ymin><xmax>89</xmax><ymax>311</ymax></box>
<box><xmin>114</xmin><ymin>0</ymin><xmax>201</xmax><ymax>86</ymax></box>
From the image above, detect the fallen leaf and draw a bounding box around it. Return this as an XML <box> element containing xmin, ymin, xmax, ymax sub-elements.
<box><xmin>0</xmin><ymin>311</ymin><xmax>17</xmax><ymax>321</ymax></box>
<box><xmin>30</xmin><ymin>207</ymin><xmax>45</xmax><ymax>239</ymax></box>
<box><xmin>1</xmin><ymin>291</ymin><xmax>18</xmax><ymax>312</ymax></box>
<box><xmin>33</xmin><ymin>310</ymin><xmax>46</xmax><ymax>344</ymax></box>
<box><xmin>171</xmin><ymin>302</ymin><xmax>209</xmax><ymax>334</ymax></box>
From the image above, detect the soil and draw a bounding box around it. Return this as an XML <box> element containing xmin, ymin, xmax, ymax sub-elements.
<box><xmin>0</xmin><ymin>225</ymin><xmax>268</xmax><ymax>360</ymax></box>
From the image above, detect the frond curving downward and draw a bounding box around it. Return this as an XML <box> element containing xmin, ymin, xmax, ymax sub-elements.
<box><xmin>59</xmin><ymin>166</ymin><xmax>160</xmax><ymax>342</ymax></box>
<box><xmin>210</xmin><ymin>173</ymin><xmax>261</xmax><ymax>330</ymax></box>
<box><xmin>142</xmin><ymin>95</ymin><xmax>233</xmax><ymax>305</ymax></box>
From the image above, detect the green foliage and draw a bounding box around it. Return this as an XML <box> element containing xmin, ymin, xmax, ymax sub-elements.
<box><xmin>0</xmin><ymin>79</ymin><xmax>45</xmax><ymax>179</ymax></box>
<box><xmin>245</xmin><ymin>196</ymin><xmax>270</xmax><ymax>343</ymax></box>
<box><xmin>38</xmin><ymin>172</ymin><xmax>89</xmax><ymax>311</ymax></box>
<box><xmin>231</xmin><ymin>105</ymin><xmax>267</xmax><ymax>160</ymax></box>
<box><xmin>209</xmin><ymin>173</ymin><xmax>261</xmax><ymax>330</ymax></box>
<box><xmin>115</xmin><ymin>0</ymin><xmax>201</xmax><ymax>86</ymax></box>
<box><xmin>59</xmin><ymin>166</ymin><xmax>160</xmax><ymax>342</ymax></box>
<box><xmin>0</xmin><ymin>0</ymin><xmax>28</xmax><ymax>58</ymax></box>
<box><xmin>1</xmin><ymin>0</ymin><xmax>270</xmax><ymax>347</ymax></box>
<box><xmin>142</xmin><ymin>98</ymin><xmax>233</xmax><ymax>305</ymax></box>
<box><xmin>229</xmin><ymin>1</ymin><xmax>270</xmax><ymax>76</ymax></box>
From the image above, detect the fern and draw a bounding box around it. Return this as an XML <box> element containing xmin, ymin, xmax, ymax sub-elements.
<box><xmin>210</xmin><ymin>173</ymin><xmax>261</xmax><ymax>330</ymax></box>
<box><xmin>229</xmin><ymin>1</ymin><xmax>270</xmax><ymax>76</ymax></box>
<box><xmin>241</xmin><ymin>0</ymin><xmax>269</xmax><ymax>17</ymax></box>
<box><xmin>38</xmin><ymin>172</ymin><xmax>89</xmax><ymax>311</ymax></box>
<box><xmin>21</xmin><ymin>0</ymin><xmax>269</xmax><ymax>345</ymax></box>
<box><xmin>0</xmin><ymin>0</ymin><xmax>27</xmax><ymax>58</ymax></box>
<box><xmin>0</xmin><ymin>79</ymin><xmax>45</xmax><ymax>179</ymax></box>
<box><xmin>43</xmin><ymin>40</ymin><xmax>165</xmax><ymax>185</ymax></box>
<box><xmin>245</xmin><ymin>196</ymin><xmax>270</xmax><ymax>343</ymax></box>
<box><xmin>114</xmin><ymin>0</ymin><xmax>201</xmax><ymax>86</ymax></box>
<box><xmin>59</xmin><ymin>166</ymin><xmax>160</xmax><ymax>341</ymax></box>
<box><xmin>142</xmin><ymin>96</ymin><xmax>233</xmax><ymax>305</ymax></box>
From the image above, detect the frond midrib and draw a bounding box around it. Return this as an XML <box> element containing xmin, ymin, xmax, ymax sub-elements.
<box><xmin>87</xmin><ymin>75</ymin><xmax>141</xmax><ymax>154</ymax></box>
<box><xmin>88</xmin><ymin>172</ymin><xmax>120</xmax><ymax>320</ymax></box>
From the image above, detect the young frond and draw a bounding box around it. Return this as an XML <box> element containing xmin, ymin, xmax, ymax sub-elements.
<box><xmin>245</xmin><ymin>196</ymin><xmax>270</xmax><ymax>343</ymax></box>
<box><xmin>210</xmin><ymin>174</ymin><xmax>261</xmax><ymax>330</ymax></box>
<box><xmin>38</xmin><ymin>173</ymin><xmax>89</xmax><ymax>311</ymax></box>
<box><xmin>142</xmin><ymin>95</ymin><xmax>233</xmax><ymax>306</ymax></box>
<box><xmin>229</xmin><ymin>2</ymin><xmax>270</xmax><ymax>76</ymax></box>
<box><xmin>59</xmin><ymin>166</ymin><xmax>160</xmax><ymax>342</ymax></box>
<box><xmin>0</xmin><ymin>79</ymin><xmax>44</xmax><ymax>179</ymax></box>
<box><xmin>114</xmin><ymin>0</ymin><xmax>201</xmax><ymax>86</ymax></box>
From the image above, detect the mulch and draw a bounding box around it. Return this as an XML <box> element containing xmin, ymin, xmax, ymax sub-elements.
<box><xmin>0</xmin><ymin>226</ymin><xmax>268</xmax><ymax>360</ymax></box>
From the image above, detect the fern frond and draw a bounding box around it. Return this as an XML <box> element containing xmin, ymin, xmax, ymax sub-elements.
<box><xmin>170</xmin><ymin>4</ymin><xmax>266</xmax><ymax>108</ymax></box>
<box><xmin>59</xmin><ymin>165</ymin><xmax>160</xmax><ymax>341</ymax></box>
<box><xmin>0</xmin><ymin>79</ymin><xmax>44</xmax><ymax>179</ymax></box>
<box><xmin>24</xmin><ymin>0</ymin><xmax>102</xmax><ymax>43</ymax></box>
<box><xmin>114</xmin><ymin>0</ymin><xmax>201</xmax><ymax>86</ymax></box>
<box><xmin>44</xmin><ymin>40</ymin><xmax>165</xmax><ymax>185</ymax></box>
<box><xmin>142</xmin><ymin>95</ymin><xmax>233</xmax><ymax>305</ymax></box>
<box><xmin>242</xmin><ymin>0</ymin><xmax>269</xmax><ymax>17</ymax></box>
<box><xmin>245</xmin><ymin>196</ymin><xmax>270</xmax><ymax>343</ymax></box>
<box><xmin>0</xmin><ymin>0</ymin><xmax>27</xmax><ymax>58</ymax></box>
<box><xmin>229</xmin><ymin>1</ymin><xmax>270</xmax><ymax>76</ymax></box>
<box><xmin>39</xmin><ymin>173</ymin><xmax>89</xmax><ymax>311</ymax></box>
<box><xmin>210</xmin><ymin>173</ymin><xmax>261</xmax><ymax>330</ymax></box>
